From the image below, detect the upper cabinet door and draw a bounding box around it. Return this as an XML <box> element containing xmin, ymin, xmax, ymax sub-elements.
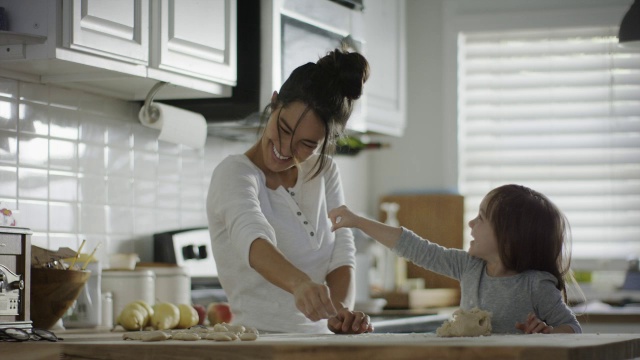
<box><xmin>363</xmin><ymin>0</ymin><xmax>406</xmax><ymax>137</ymax></box>
<box><xmin>151</xmin><ymin>0</ymin><xmax>237</xmax><ymax>85</ymax></box>
<box><xmin>64</xmin><ymin>0</ymin><xmax>149</xmax><ymax>64</ymax></box>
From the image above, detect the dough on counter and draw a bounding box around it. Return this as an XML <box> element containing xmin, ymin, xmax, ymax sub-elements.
<box><xmin>436</xmin><ymin>307</ymin><xmax>492</xmax><ymax>337</ymax></box>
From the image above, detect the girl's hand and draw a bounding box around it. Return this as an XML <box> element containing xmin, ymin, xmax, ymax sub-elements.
<box><xmin>327</xmin><ymin>308</ymin><xmax>374</xmax><ymax>334</ymax></box>
<box><xmin>328</xmin><ymin>205</ymin><xmax>359</xmax><ymax>231</ymax></box>
<box><xmin>292</xmin><ymin>280</ymin><xmax>338</xmax><ymax>321</ymax></box>
<box><xmin>515</xmin><ymin>312</ymin><xmax>553</xmax><ymax>334</ymax></box>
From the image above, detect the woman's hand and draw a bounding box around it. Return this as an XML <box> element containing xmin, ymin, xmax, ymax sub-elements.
<box><xmin>292</xmin><ymin>280</ymin><xmax>338</xmax><ymax>321</ymax></box>
<box><xmin>515</xmin><ymin>312</ymin><xmax>553</xmax><ymax>334</ymax></box>
<box><xmin>328</xmin><ymin>205</ymin><xmax>359</xmax><ymax>231</ymax></box>
<box><xmin>327</xmin><ymin>308</ymin><xmax>374</xmax><ymax>334</ymax></box>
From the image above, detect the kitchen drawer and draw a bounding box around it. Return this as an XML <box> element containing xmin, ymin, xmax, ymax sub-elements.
<box><xmin>0</xmin><ymin>234</ymin><xmax>22</xmax><ymax>255</ymax></box>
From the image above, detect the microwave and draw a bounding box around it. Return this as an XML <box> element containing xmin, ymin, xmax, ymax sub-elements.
<box><xmin>261</xmin><ymin>0</ymin><xmax>367</xmax><ymax>132</ymax></box>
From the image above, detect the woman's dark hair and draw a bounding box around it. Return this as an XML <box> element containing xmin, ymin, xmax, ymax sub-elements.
<box><xmin>485</xmin><ymin>184</ymin><xmax>573</xmax><ymax>301</ymax></box>
<box><xmin>261</xmin><ymin>46</ymin><xmax>369</xmax><ymax>179</ymax></box>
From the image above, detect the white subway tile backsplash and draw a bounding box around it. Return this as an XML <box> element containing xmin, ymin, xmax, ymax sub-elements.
<box><xmin>49</xmin><ymin>139</ymin><xmax>78</xmax><ymax>172</ymax></box>
<box><xmin>18</xmin><ymin>168</ymin><xmax>48</xmax><ymax>200</ymax></box>
<box><xmin>5</xmin><ymin>79</ymin><xmax>261</xmax><ymax>262</ymax></box>
<box><xmin>49</xmin><ymin>171</ymin><xmax>78</xmax><ymax>202</ymax></box>
<box><xmin>157</xmin><ymin>153</ymin><xmax>180</xmax><ymax>182</ymax></box>
<box><xmin>132</xmin><ymin>124</ymin><xmax>159</xmax><ymax>152</ymax></box>
<box><xmin>79</xmin><ymin>203</ymin><xmax>106</xmax><ymax>234</ymax></box>
<box><xmin>0</xmin><ymin>98</ymin><xmax>17</xmax><ymax>131</ymax></box>
<box><xmin>105</xmin><ymin>147</ymin><xmax>132</xmax><ymax>177</ymax></box>
<box><xmin>0</xmin><ymin>78</ymin><xmax>17</xmax><ymax>99</ymax></box>
<box><xmin>17</xmin><ymin>199</ymin><xmax>48</xmax><ymax>232</ymax></box>
<box><xmin>106</xmin><ymin>177</ymin><xmax>133</xmax><ymax>206</ymax></box>
<box><xmin>133</xmin><ymin>207</ymin><xmax>155</xmax><ymax>235</ymax></box>
<box><xmin>133</xmin><ymin>179</ymin><xmax>156</xmax><ymax>207</ymax></box>
<box><xmin>78</xmin><ymin>116</ymin><xmax>107</xmax><ymax>144</ymax></box>
<box><xmin>18</xmin><ymin>82</ymin><xmax>48</xmax><ymax>105</ymax></box>
<box><xmin>49</xmin><ymin>108</ymin><xmax>79</xmax><ymax>140</ymax></box>
<box><xmin>49</xmin><ymin>87</ymin><xmax>80</xmax><ymax>111</ymax></box>
<box><xmin>156</xmin><ymin>181</ymin><xmax>180</xmax><ymax>209</ymax></box>
<box><xmin>105</xmin><ymin>118</ymin><xmax>133</xmax><ymax>147</ymax></box>
<box><xmin>19</xmin><ymin>102</ymin><xmax>49</xmax><ymax>135</ymax></box>
<box><xmin>106</xmin><ymin>205</ymin><xmax>134</xmax><ymax>235</ymax></box>
<box><xmin>48</xmin><ymin>202</ymin><xmax>78</xmax><ymax>233</ymax></box>
<box><xmin>78</xmin><ymin>174</ymin><xmax>107</xmax><ymax>204</ymax></box>
<box><xmin>0</xmin><ymin>166</ymin><xmax>17</xmax><ymax>197</ymax></box>
<box><xmin>18</xmin><ymin>135</ymin><xmax>48</xmax><ymax>168</ymax></box>
<box><xmin>133</xmin><ymin>151</ymin><xmax>158</xmax><ymax>180</ymax></box>
<box><xmin>0</xmin><ymin>131</ymin><xmax>17</xmax><ymax>164</ymax></box>
<box><xmin>78</xmin><ymin>143</ymin><xmax>106</xmax><ymax>174</ymax></box>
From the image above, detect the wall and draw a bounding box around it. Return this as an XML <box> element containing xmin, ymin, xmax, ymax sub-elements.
<box><xmin>0</xmin><ymin>77</ymin><xmax>370</xmax><ymax>264</ymax></box>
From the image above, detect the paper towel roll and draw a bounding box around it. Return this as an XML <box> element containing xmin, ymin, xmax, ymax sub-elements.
<box><xmin>138</xmin><ymin>102</ymin><xmax>207</xmax><ymax>149</ymax></box>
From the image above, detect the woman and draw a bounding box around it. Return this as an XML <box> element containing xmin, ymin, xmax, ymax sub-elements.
<box><xmin>206</xmin><ymin>48</ymin><xmax>371</xmax><ymax>334</ymax></box>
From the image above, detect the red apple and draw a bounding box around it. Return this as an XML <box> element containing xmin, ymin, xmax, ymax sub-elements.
<box><xmin>193</xmin><ymin>304</ymin><xmax>207</xmax><ymax>325</ymax></box>
<box><xmin>206</xmin><ymin>302</ymin><xmax>233</xmax><ymax>325</ymax></box>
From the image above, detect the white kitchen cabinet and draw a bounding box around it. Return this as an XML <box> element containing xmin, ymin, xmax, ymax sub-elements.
<box><xmin>363</xmin><ymin>0</ymin><xmax>406</xmax><ymax>137</ymax></box>
<box><xmin>149</xmin><ymin>0</ymin><xmax>236</xmax><ymax>86</ymax></box>
<box><xmin>0</xmin><ymin>0</ymin><xmax>236</xmax><ymax>100</ymax></box>
<box><xmin>64</xmin><ymin>0</ymin><xmax>148</xmax><ymax>65</ymax></box>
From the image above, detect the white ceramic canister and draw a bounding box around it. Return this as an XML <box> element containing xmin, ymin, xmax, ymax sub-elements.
<box><xmin>145</xmin><ymin>266</ymin><xmax>191</xmax><ymax>305</ymax></box>
<box><xmin>63</xmin><ymin>260</ymin><xmax>102</xmax><ymax>328</ymax></box>
<box><xmin>101</xmin><ymin>269</ymin><xmax>155</xmax><ymax>325</ymax></box>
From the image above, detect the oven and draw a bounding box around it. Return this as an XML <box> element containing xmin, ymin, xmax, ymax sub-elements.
<box><xmin>153</xmin><ymin>228</ymin><xmax>226</xmax><ymax>306</ymax></box>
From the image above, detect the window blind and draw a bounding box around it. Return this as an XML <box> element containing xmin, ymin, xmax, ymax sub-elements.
<box><xmin>458</xmin><ymin>26</ymin><xmax>640</xmax><ymax>260</ymax></box>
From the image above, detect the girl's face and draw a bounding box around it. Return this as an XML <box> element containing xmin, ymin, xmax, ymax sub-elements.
<box><xmin>261</xmin><ymin>100</ymin><xmax>325</xmax><ymax>173</ymax></box>
<box><xmin>468</xmin><ymin>195</ymin><xmax>500</xmax><ymax>262</ymax></box>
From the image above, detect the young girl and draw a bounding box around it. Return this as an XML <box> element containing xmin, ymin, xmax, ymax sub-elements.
<box><xmin>328</xmin><ymin>184</ymin><xmax>582</xmax><ymax>334</ymax></box>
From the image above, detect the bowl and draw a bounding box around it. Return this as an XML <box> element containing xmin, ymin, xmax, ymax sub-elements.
<box><xmin>109</xmin><ymin>253</ymin><xmax>140</xmax><ymax>270</ymax></box>
<box><xmin>30</xmin><ymin>267</ymin><xmax>91</xmax><ymax>329</ymax></box>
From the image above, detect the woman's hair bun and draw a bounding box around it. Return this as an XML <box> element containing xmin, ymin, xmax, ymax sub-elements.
<box><xmin>317</xmin><ymin>48</ymin><xmax>370</xmax><ymax>100</ymax></box>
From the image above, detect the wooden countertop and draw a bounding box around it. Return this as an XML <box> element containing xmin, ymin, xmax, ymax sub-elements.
<box><xmin>3</xmin><ymin>330</ymin><xmax>640</xmax><ymax>360</ymax></box>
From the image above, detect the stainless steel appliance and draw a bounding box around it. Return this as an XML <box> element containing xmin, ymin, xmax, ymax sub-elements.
<box><xmin>0</xmin><ymin>226</ymin><xmax>31</xmax><ymax>330</ymax></box>
<box><xmin>153</xmin><ymin>227</ymin><xmax>226</xmax><ymax>306</ymax></box>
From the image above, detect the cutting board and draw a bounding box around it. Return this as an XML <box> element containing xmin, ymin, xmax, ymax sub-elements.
<box><xmin>379</xmin><ymin>194</ymin><xmax>464</xmax><ymax>290</ymax></box>
<box><xmin>10</xmin><ymin>331</ymin><xmax>639</xmax><ymax>360</ymax></box>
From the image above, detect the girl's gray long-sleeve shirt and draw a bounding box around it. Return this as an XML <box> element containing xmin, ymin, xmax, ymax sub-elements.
<box><xmin>393</xmin><ymin>227</ymin><xmax>582</xmax><ymax>334</ymax></box>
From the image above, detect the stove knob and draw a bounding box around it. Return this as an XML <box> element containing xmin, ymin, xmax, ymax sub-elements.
<box><xmin>182</xmin><ymin>245</ymin><xmax>197</xmax><ymax>260</ymax></box>
<box><xmin>197</xmin><ymin>245</ymin><xmax>208</xmax><ymax>259</ymax></box>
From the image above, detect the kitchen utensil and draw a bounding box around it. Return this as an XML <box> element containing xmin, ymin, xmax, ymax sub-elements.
<box><xmin>69</xmin><ymin>239</ymin><xmax>86</xmax><ymax>270</ymax></box>
<box><xmin>81</xmin><ymin>242</ymin><xmax>101</xmax><ymax>270</ymax></box>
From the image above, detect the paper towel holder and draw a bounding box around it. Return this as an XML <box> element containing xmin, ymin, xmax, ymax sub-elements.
<box><xmin>140</xmin><ymin>81</ymin><xmax>169</xmax><ymax>125</ymax></box>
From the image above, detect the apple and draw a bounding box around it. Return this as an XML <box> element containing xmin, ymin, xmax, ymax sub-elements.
<box><xmin>151</xmin><ymin>302</ymin><xmax>180</xmax><ymax>330</ymax></box>
<box><xmin>206</xmin><ymin>302</ymin><xmax>233</xmax><ymax>325</ymax></box>
<box><xmin>193</xmin><ymin>304</ymin><xmax>207</xmax><ymax>325</ymax></box>
<box><xmin>177</xmin><ymin>303</ymin><xmax>199</xmax><ymax>329</ymax></box>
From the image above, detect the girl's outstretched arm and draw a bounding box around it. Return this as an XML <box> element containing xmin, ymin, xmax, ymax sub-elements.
<box><xmin>328</xmin><ymin>205</ymin><xmax>403</xmax><ymax>249</ymax></box>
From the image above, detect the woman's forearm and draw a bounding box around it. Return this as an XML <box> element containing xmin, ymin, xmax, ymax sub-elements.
<box><xmin>326</xmin><ymin>265</ymin><xmax>355</xmax><ymax>310</ymax></box>
<box><xmin>248</xmin><ymin>238</ymin><xmax>311</xmax><ymax>293</ymax></box>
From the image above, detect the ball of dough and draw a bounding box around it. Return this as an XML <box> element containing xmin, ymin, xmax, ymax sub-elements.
<box><xmin>436</xmin><ymin>307</ymin><xmax>492</xmax><ymax>337</ymax></box>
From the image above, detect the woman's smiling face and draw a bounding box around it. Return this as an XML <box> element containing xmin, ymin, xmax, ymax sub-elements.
<box><xmin>261</xmin><ymin>101</ymin><xmax>325</xmax><ymax>173</ymax></box>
